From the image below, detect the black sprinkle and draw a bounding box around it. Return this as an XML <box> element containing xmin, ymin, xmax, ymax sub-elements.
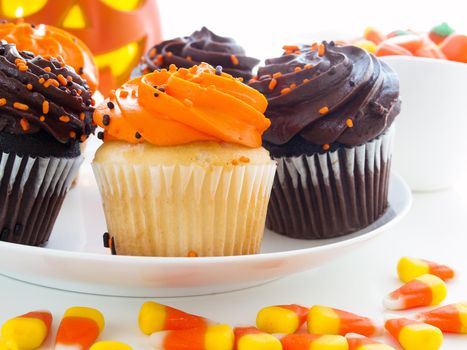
<box><xmin>31</xmin><ymin>23</ymin><xmax>36</xmax><ymax>28</ymax></box>
<box><xmin>97</xmin><ymin>131</ymin><xmax>104</xmax><ymax>140</ymax></box>
<box><xmin>153</xmin><ymin>85</ymin><xmax>158</xmax><ymax>89</ymax></box>
<box><xmin>43</xmin><ymin>74</ymin><xmax>50</xmax><ymax>80</ymax></box>
<box><xmin>349</xmin><ymin>80</ymin><xmax>356</xmax><ymax>87</ymax></box>
<box><xmin>329</xmin><ymin>41</ymin><xmax>336</xmax><ymax>47</ymax></box>
<box><xmin>71</xmin><ymin>89</ymin><xmax>77</xmax><ymax>96</ymax></box>
<box><xmin>215</xmin><ymin>65</ymin><xmax>223</xmax><ymax>75</ymax></box>
<box><xmin>102</xmin><ymin>114</ymin><xmax>110</xmax><ymax>126</ymax></box>
<box><xmin>0</xmin><ymin>228</ymin><xmax>9</xmax><ymax>239</ymax></box>
<box><xmin>78</xmin><ymin>67</ymin><xmax>84</xmax><ymax>75</ymax></box>
<box><xmin>59</xmin><ymin>86</ymin><xmax>67</xmax><ymax>91</ymax></box>
<box><xmin>135</xmin><ymin>132</ymin><xmax>142</xmax><ymax>139</ymax></box>
<box><xmin>158</xmin><ymin>86</ymin><xmax>165</xmax><ymax>93</ymax></box>
<box><xmin>153</xmin><ymin>92</ymin><xmax>159</xmax><ymax>97</ymax></box>
<box><xmin>67</xmin><ymin>80</ymin><xmax>73</xmax><ymax>87</ymax></box>
<box><xmin>329</xmin><ymin>67</ymin><xmax>336</xmax><ymax>75</ymax></box>
<box><xmin>85</xmin><ymin>99</ymin><xmax>92</xmax><ymax>106</ymax></box>
<box><xmin>107</xmin><ymin>101</ymin><xmax>115</xmax><ymax>109</ymax></box>
<box><xmin>110</xmin><ymin>237</ymin><xmax>117</xmax><ymax>255</ymax></box>
<box><xmin>0</xmin><ymin>47</ymin><xmax>4</xmax><ymax>55</ymax></box>
<box><xmin>13</xmin><ymin>224</ymin><xmax>22</xmax><ymax>236</ymax></box>
<box><xmin>103</xmin><ymin>232</ymin><xmax>110</xmax><ymax>248</ymax></box>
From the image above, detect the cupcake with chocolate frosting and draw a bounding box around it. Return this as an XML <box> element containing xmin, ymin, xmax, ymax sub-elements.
<box><xmin>0</xmin><ymin>41</ymin><xmax>94</xmax><ymax>246</ymax></box>
<box><xmin>134</xmin><ymin>27</ymin><xmax>259</xmax><ymax>81</ymax></box>
<box><xmin>249</xmin><ymin>41</ymin><xmax>401</xmax><ymax>239</ymax></box>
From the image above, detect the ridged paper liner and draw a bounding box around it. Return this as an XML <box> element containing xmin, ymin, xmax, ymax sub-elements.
<box><xmin>267</xmin><ymin>127</ymin><xmax>395</xmax><ymax>239</ymax></box>
<box><xmin>93</xmin><ymin>162</ymin><xmax>277</xmax><ymax>257</ymax></box>
<box><xmin>0</xmin><ymin>152</ymin><xmax>83</xmax><ymax>246</ymax></box>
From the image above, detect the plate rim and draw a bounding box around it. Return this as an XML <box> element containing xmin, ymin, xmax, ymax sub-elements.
<box><xmin>0</xmin><ymin>172</ymin><xmax>412</xmax><ymax>265</ymax></box>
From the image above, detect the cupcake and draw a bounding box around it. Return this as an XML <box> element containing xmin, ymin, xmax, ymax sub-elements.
<box><xmin>0</xmin><ymin>21</ymin><xmax>98</xmax><ymax>92</ymax></box>
<box><xmin>0</xmin><ymin>41</ymin><xmax>95</xmax><ymax>246</ymax></box>
<box><xmin>248</xmin><ymin>42</ymin><xmax>401</xmax><ymax>239</ymax></box>
<box><xmin>134</xmin><ymin>27</ymin><xmax>259</xmax><ymax>81</ymax></box>
<box><xmin>93</xmin><ymin>63</ymin><xmax>276</xmax><ymax>257</ymax></box>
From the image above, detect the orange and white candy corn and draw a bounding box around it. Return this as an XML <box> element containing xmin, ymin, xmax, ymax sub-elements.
<box><xmin>139</xmin><ymin>301</ymin><xmax>211</xmax><ymax>335</ymax></box>
<box><xmin>150</xmin><ymin>324</ymin><xmax>234</xmax><ymax>350</ymax></box>
<box><xmin>281</xmin><ymin>333</ymin><xmax>348</xmax><ymax>350</ymax></box>
<box><xmin>307</xmin><ymin>306</ymin><xmax>380</xmax><ymax>337</ymax></box>
<box><xmin>234</xmin><ymin>327</ymin><xmax>281</xmax><ymax>350</ymax></box>
<box><xmin>383</xmin><ymin>274</ymin><xmax>447</xmax><ymax>310</ymax></box>
<box><xmin>417</xmin><ymin>302</ymin><xmax>467</xmax><ymax>333</ymax></box>
<box><xmin>55</xmin><ymin>306</ymin><xmax>105</xmax><ymax>350</ymax></box>
<box><xmin>385</xmin><ymin>318</ymin><xmax>443</xmax><ymax>350</ymax></box>
<box><xmin>256</xmin><ymin>304</ymin><xmax>308</xmax><ymax>334</ymax></box>
<box><xmin>345</xmin><ymin>333</ymin><xmax>395</xmax><ymax>350</ymax></box>
<box><xmin>1</xmin><ymin>310</ymin><xmax>52</xmax><ymax>350</ymax></box>
<box><xmin>397</xmin><ymin>257</ymin><xmax>455</xmax><ymax>282</ymax></box>
<box><xmin>90</xmin><ymin>341</ymin><xmax>132</xmax><ymax>350</ymax></box>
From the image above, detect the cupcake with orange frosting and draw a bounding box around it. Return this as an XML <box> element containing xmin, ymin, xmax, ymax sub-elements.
<box><xmin>93</xmin><ymin>63</ymin><xmax>276</xmax><ymax>257</ymax></box>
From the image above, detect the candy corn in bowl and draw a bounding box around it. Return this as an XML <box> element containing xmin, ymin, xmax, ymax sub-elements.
<box><xmin>92</xmin><ymin>63</ymin><xmax>276</xmax><ymax>257</ymax></box>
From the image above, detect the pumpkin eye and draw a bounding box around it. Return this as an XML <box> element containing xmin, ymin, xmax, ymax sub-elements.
<box><xmin>1</xmin><ymin>0</ymin><xmax>47</xmax><ymax>18</ymax></box>
<box><xmin>99</xmin><ymin>0</ymin><xmax>144</xmax><ymax>11</ymax></box>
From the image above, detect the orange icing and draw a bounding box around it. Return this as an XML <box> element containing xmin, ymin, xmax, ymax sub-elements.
<box><xmin>94</xmin><ymin>63</ymin><xmax>270</xmax><ymax>148</ymax></box>
<box><xmin>0</xmin><ymin>22</ymin><xmax>98</xmax><ymax>92</ymax></box>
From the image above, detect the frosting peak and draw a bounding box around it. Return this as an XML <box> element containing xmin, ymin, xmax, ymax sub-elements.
<box><xmin>94</xmin><ymin>63</ymin><xmax>270</xmax><ymax>148</ymax></box>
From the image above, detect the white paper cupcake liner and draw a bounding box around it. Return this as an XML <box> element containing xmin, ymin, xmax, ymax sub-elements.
<box><xmin>267</xmin><ymin>127</ymin><xmax>395</xmax><ymax>239</ymax></box>
<box><xmin>0</xmin><ymin>152</ymin><xmax>83</xmax><ymax>245</ymax></box>
<box><xmin>93</xmin><ymin>162</ymin><xmax>277</xmax><ymax>256</ymax></box>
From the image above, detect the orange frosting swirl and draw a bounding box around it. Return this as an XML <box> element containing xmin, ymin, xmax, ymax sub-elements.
<box><xmin>94</xmin><ymin>63</ymin><xmax>270</xmax><ymax>148</ymax></box>
<box><xmin>0</xmin><ymin>22</ymin><xmax>98</xmax><ymax>92</ymax></box>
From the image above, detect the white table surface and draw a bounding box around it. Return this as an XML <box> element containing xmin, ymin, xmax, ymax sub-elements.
<box><xmin>1</xmin><ymin>182</ymin><xmax>467</xmax><ymax>349</ymax></box>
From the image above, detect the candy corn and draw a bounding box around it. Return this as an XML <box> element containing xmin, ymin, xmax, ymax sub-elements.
<box><xmin>383</xmin><ymin>274</ymin><xmax>447</xmax><ymax>310</ymax></box>
<box><xmin>90</xmin><ymin>341</ymin><xmax>132</xmax><ymax>350</ymax></box>
<box><xmin>353</xmin><ymin>40</ymin><xmax>377</xmax><ymax>54</ymax></box>
<box><xmin>281</xmin><ymin>333</ymin><xmax>348</xmax><ymax>350</ymax></box>
<box><xmin>139</xmin><ymin>301</ymin><xmax>211</xmax><ymax>335</ymax></box>
<box><xmin>417</xmin><ymin>302</ymin><xmax>467</xmax><ymax>333</ymax></box>
<box><xmin>385</xmin><ymin>318</ymin><xmax>443</xmax><ymax>350</ymax></box>
<box><xmin>307</xmin><ymin>306</ymin><xmax>380</xmax><ymax>337</ymax></box>
<box><xmin>0</xmin><ymin>339</ymin><xmax>17</xmax><ymax>350</ymax></box>
<box><xmin>397</xmin><ymin>257</ymin><xmax>456</xmax><ymax>282</ymax></box>
<box><xmin>256</xmin><ymin>304</ymin><xmax>308</xmax><ymax>334</ymax></box>
<box><xmin>1</xmin><ymin>310</ymin><xmax>52</xmax><ymax>350</ymax></box>
<box><xmin>234</xmin><ymin>327</ymin><xmax>282</xmax><ymax>350</ymax></box>
<box><xmin>363</xmin><ymin>27</ymin><xmax>385</xmax><ymax>44</ymax></box>
<box><xmin>150</xmin><ymin>324</ymin><xmax>234</xmax><ymax>350</ymax></box>
<box><xmin>375</xmin><ymin>42</ymin><xmax>413</xmax><ymax>57</ymax></box>
<box><xmin>440</xmin><ymin>34</ymin><xmax>467</xmax><ymax>63</ymax></box>
<box><xmin>429</xmin><ymin>22</ymin><xmax>455</xmax><ymax>45</ymax></box>
<box><xmin>345</xmin><ymin>334</ymin><xmax>395</xmax><ymax>350</ymax></box>
<box><xmin>55</xmin><ymin>306</ymin><xmax>105</xmax><ymax>350</ymax></box>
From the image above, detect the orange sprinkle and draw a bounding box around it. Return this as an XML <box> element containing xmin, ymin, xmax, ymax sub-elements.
<box><xmin>304</xmin><ymin>63</ymin><xmax>314</xmax><ymax>69</ymax></box>
<box><xmin>77</xmin><ymin>89</ymin><xmax>82</xmax><ymax>96</ymax></box>
<box><xmin>44</xmin><ymin>79</ymin><xmax>59</xmax><ymax>88</ymax></box>
<box><xmin>281</xmin><ymin>87</ymin><xmax>291</xmax><ymax>95</ymax></box>
<box><xmin>56</xmin><ymin>55</ymin><xmax>65</xmax><ymax>64</ymax></box>
<box><xmin>26</xmin><ymin>83</ymin><xmax>33</xmax><ymax>90</ymax></box>
<box><xmin>318</xmin><ymin>44</ymin><xmax>325</xmax><ymax>56</ymax></box>
<box><xmin>79</xmin><ymin>112</ymin><xmax>85</xmax><ymax>121</ymax></box>
<box><xmin>39</xmin><ymin>116</ymin><xmax>45</xmax><ymax>122</ymax></box>
<box><xmin>15</xmin><ymin>58</ymin><xmax>26</xmax><ymax>65</ymax></box>
<box><xmin>303</xmin><ymin>78</ymin><xmax>310</xmax><ymax>83</ymax></box>
<box><xmin>310</xmin><ymin>43</ymin><xmax>318</xmax><ymax>50</ymax></box>
<box><xmin>42</xmin><ymin>101</ymin><xmax>49</xmax><ymax>114</ymax></box>
<box><xmin>149</xmin><ymin>47</ymin><xmax>157</xmax><ymax>58</ymax></box>
<box><xmin>69</xmin><ymin>131</ymin><xmax>76</xmax><ymax>139</ymax></box>
<box><xmin>0</xmin><ymin>98</ymin><xmax>6</xmax><ymax>106</ymax></box>
<box><xmin>119</xmin><ymin>90</ymin><xmax>129</xmax><ymax>98</ymax></box>
<box><xmin>13</xmin><ymin>102</ymin><xmax>28</xmax><ymax>111</ymax></box>
<box><xmin>294</xmin><ymin>50</ymin><xmax>301</xmax><ymax>54</ymax></box>
<box><xmin>290</xmin><ymin>83</ymin><xmax>297</xmax><ymax>89</ymax></box>
<box><xmin>154</xmin><ymin>54</ymin><xmax>164</xmax><ymax>65</ymax></box>
<box><xmin>80</xmin><ymin>135</ymin><xmax>87</xmax><ymax>142</ymax></box>
<box><xmin>272</xmin><ymin>72</ymin><xmax>282</xmax><ymax>78</ymax></box>
<box><xmin>18</xmin><ymin>64</ymin><xmax>28</xmax><ymax>72</ymax></box>
<box><xmin>169</xmin><ymin>64</ymin><xmax>177</xmax><ymax>72</ymax></box>
<box><xmin>294</xmin><ymin>66</ymin><xmax>302</xmax><ymax>72</ymax></box>
<box><xmin>239</xmin><ymin>156</ymin><xmax>250</xmax><ymax>163</ymax></box>
<box><xmin>346</xmin><ymin>118</ymin><xmax>354</xmax><ymax>128</ymax></box>
<box><xmin>38</xmin><ymin>77</ymin><xmax>45</xmax><ymax>84</ymax></box>
<box><xmin>319</xmin><ymin>106</ymin><xmax>329</xmax><ymax>115</ymax></box>
<box><xmin>166</xmin><ymin>51</ymin><xmax>173</xmax><ymax>58</ymax></box>
<box><xmin>57</xmin><ymin>74</ymin><xmax>67</xmax><ymax>86</ymax></box>
<box><xmin>131</xmin><ymin>90</ymin><xmax>137</xmax><ymax>98</ymax></box>
<box><xmin>232</xmin><ymin>159</ymin><xmax>239</xmax><ymax>165</ymax></box>
<box><xmin>20</xmin><ymin>118</ymin><xmax>29</xmax><ymax>131</ymax></box>
<box><xmin>66</xmin><ymin>75</ymin><xmax>73</xmax><ymax>81</ymax></box>
<box><xmin>322</xmin><ymin>144</ymin><xmax>330</xmax><ymax>151</ymax></box>
<box><xmin>248</xmin><ymin>78</ymin><xmax>257</xmax><ymax>84</ymax></box>
<box><xmin>268</xmin><ymin>78</ymin><xmax>277</xmax><ymax>90</ymax></box>
<box><xmin>237</xmin><ymin>77</ymin><xmax>244</xmax><ymax>82</ymax></box>
<box><xmin>44</xmin><ymin>66</ymin><xmax>51</xmax><ymax>72</ymax></box>
<box><xmin>230</xmin><ymin>54</ymin><xmax>239</xmax><ymax>65</ymax></box>
<box><xmin>91</xmin><ymin>98</ymin><xmax>96</xmax><ymax>106</ymax></box>
<box><xmin>283</xmin><ymin>45</ymin><xmax>300</xmax><ymax>52</ymax></box>
<box><xmin>59</xmin><ymin>115</ymin><xmax>70</xmax><ymax>123</ymax></box>
<box><xmin>187</xmin><ymin>251</ymin><xmax>198</xmax><ymax>257</ymax></box>
<box><xmin>186</xmin><ymin>56</ymin><xmax>192</xmax><ymax>61</ymax></box>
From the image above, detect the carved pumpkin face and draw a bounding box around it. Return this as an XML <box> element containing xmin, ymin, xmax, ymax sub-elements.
<box><xmin>1</xmin><ymin>0</ymin><xmax>162</xmax><ymax>94</ymax></box>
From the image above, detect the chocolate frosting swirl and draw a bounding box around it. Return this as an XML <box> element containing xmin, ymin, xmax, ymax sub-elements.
<box><xmin>0</xmin><ymin>41</ymin><xmax>94</xmax><ymax>144</ymax></box>
<box><xmin>249</xmin><ymin>42</ymin><xmax>401</xmax><ymax>150</ymax></box>
<box><xmin>138</xmin><ymin>27</ymin><xmax>259</xmax><ymax>80</ymax></box>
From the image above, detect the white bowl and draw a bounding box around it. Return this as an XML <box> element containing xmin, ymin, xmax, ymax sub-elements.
<box><xmin>381</xmin><ymin>56</ymin><xmax>467</xmax><ymax>191</ymax></box>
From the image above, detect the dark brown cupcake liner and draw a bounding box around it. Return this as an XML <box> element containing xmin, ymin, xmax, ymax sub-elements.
<box><xmin>0</xmin><ymin>152</ymin><xmax>82</xmax><ymax>246</ymax></box>
<box><xmin>266</xmin><ymin>127</ymin><xmax>394</xmax><ymax>239</ymax></box>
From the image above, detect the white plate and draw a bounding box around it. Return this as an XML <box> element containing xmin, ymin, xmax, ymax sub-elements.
<box><xmin>0</xmin><ymin>149</ymin><xmax>412</xmax><ymax>297</ymax></box>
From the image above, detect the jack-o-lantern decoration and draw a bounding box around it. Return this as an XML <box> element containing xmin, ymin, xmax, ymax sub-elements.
<box><xmin>0</xmin><ymin>0</ymin><xmax>162</xmax><ymax>94</ymax></box>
